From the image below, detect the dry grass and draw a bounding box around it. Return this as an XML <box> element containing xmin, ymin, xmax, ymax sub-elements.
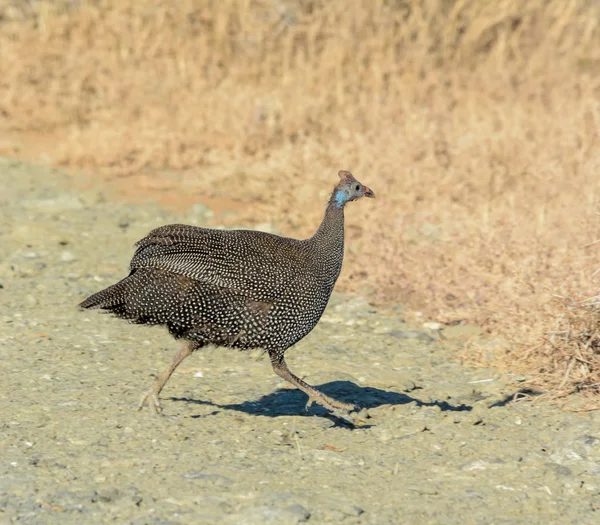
<box><xmin>1</xmin><ymin>0</ymin><xmax>600</xmax><ymax>405</ymax></box>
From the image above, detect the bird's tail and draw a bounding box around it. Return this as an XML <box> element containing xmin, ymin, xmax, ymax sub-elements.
<box><xmin>79</xmin><ymin>268</ymin><xmax>195</xmax><ymax>329</ymax></box>
<box><xmin>79</xmin><ymin>271</ymin><xmax>143</xmax><ymax>320</ymax></box>
<box><xmin>79</xmin><ymin>273</ymin><xmax>135</xmax><ymax>308</ymax></box>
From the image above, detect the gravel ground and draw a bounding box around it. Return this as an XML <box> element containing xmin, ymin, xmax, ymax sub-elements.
<box><xmin>1</xmin><ymin>157</ymin><xmax>599</xmax><ymax>524</ymax></box>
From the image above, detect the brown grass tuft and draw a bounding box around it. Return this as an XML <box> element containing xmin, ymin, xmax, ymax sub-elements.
<box><xmin>1</xmin><ymin>0</ymin><xmax>600</xmax><ymax>405</ymax></box>
<box><xmin>514</xmin><ymin>298</ymin><xmax>600</xmax><ymax>411</ymax></box>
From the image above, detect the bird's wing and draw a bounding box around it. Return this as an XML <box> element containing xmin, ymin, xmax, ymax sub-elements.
<box><xmin>130</xmin><ymin>224</ymin><xmax>309</xmax><ymax>301</ymax></box>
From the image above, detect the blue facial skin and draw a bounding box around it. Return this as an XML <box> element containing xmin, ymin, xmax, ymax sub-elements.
<box><xmin>335</xmin><ymin>189</ymin><xmax>349</xmax><ymax>208</ymax></box>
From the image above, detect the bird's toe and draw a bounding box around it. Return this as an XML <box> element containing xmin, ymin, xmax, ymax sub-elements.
<box><xmin>138</xmin><ymin>389</ymin><xmax>163</xmax><ymax>415</ymax></box>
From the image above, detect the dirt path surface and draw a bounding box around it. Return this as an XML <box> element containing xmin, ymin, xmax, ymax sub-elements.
<box><xmin>1</xmin><ymin>158</ymin><xmax>599</xmax><ymax>524</ymax></box>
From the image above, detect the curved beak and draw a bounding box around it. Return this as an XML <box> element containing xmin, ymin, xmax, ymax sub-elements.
<box><xmin>364</xmin><ymin>186</ymin><xmax>375</xmax><ymax>198</ymax></box>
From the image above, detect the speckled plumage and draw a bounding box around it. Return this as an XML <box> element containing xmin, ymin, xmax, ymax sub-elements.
<box><xmin>80</xmin><ymin>170</ymin><xmax>375</xmax><ymax>415</ymax></box>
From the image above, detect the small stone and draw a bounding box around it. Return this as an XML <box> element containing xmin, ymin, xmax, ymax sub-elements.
<box><xmin>468</xmin><ymin>413</ymin><xmax>484</xmax><ymax>425</ymax></box>
<box><xmin>91</xmin><ymin>487</ymin><xmax>120</xmax><ymax>503</ymax></box>
<box><xmin>60</xmin><ymin>251</ymin><xmax>76</xmax><ymax>262</ymax></box>
<box><xmin>91</xmin><ymin>486</ymin><xmax>142</xmax><ymax>506</ymax></box>
<box><xmin>545</xmin><ymin>462</ymin><xmax>572</xmax><ymax>477</ymax></box>
<box><xmin>375</xmin><ymin>428</ymin><xmax>393</xmax><ymax>443</ymax></box>
<box><xmin>26</xmin><ymin>295</ymin><xmax>37</xmax><ymax>307</ymax></box>
<box><xmin>226</xmin><ymin>504</ymin><xmax>309</xmax><ymax>525</ymax></box>
<box><xmin>182</xmin><ymin>472</ymin><xmax>233</xmax><ymax>486</ymax></box>
<box><xmin>461</xmin><ymin>460</ymin><xmax>487</xmax><ymax>471</ymax></box>
<box><xmin>401</xmin><ymin>379</ymin><xmax>419</xmax><ymax>392</ymax></box>
<box><xmin>388</xmin><ymin>330</ymin><xmax>434</xmax><ymax>343</ymax></box>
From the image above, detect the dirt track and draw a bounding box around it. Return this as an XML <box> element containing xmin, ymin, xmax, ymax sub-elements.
<box><xmin>1</xmin><ymin>158</ymin><xmax>599</xmax><ymax>524</ymax></box>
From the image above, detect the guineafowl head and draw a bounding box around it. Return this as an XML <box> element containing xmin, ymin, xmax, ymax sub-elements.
<box><xmin>332</xmin><ymin>170</ymin><xmax>375</xmax><ymax>208</ymax></box>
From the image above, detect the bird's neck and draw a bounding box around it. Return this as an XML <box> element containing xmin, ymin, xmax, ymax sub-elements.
<box><xmin>309</xmin><ymin>198</ymin><xmax>345</xmax><ymax>267</ymax></box>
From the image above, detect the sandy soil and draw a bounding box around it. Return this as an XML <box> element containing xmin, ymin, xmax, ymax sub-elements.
<box><xmin>1</xmin><ymin>158</ymin><xmax>599</xmax><ymax>524</ymax></box>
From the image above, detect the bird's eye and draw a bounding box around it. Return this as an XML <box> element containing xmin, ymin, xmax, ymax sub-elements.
<box><xmin>355</xmin><ymin>185</ymin><xmax>360</xmax><ymax>191</ymax></box>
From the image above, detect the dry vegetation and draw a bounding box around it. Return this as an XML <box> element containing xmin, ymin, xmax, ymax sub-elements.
<box><xmin>1</xmin><ymin>0</ymin><xmax>600</xmax><ymax>406</ymax></box>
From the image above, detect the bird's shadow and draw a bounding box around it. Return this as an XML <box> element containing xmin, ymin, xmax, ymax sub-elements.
<box><xmin>170</xmin><ymin>380</ymin><xmax>472</xmax><ymax>427</ymax></box>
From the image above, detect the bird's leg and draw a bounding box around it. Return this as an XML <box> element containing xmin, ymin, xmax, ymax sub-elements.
<box><xmin>138</xmin><ymin>342</ymin><xmax>195</xmax><ymax>414</ymax></box>
<box><xmin>270</xmin><ymin>353</ymin><xmax>356</xmax><ymax>413</ymax></box>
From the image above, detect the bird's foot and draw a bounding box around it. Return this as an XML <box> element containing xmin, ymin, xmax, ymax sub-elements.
<box><xmin>304</xmin><ymin>393</ymin><xmax>371</xmax><ymax>426</ymax></box>
<box><xmin>328</xmin><ymin>398</ymin><xmax>357</xmax><ymax>412</ymax></box>
<box><xmin>333</xmin><ymin>407</ymin><xmax>371</xmax><ymax>427</ymax></box>
<box><xmin>138</xmin><ymin>389</ymin><xmax>162</xmax><ymax>415</ymax></box>
<box><xmin>305</xmin><ymin>393</ymin><xmax>357</xmax><ymax>413</ymax></box>
<box><xmin>312</xmin><ymin>402</ymin><xmax>370</xmax><ymax>427</ymax></box>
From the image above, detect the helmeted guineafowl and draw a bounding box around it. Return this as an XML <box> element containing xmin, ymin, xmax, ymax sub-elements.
<box><xmin>80</xmin><ymin>170</ymin><xmax>375</xmax><ymax>415</ymax></box>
